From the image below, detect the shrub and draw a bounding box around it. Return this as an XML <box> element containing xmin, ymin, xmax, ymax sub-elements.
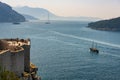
<box><xmin>0</xmin><ymin>66</ymin><xmax>20</xmax><ymax>80</ymax></box>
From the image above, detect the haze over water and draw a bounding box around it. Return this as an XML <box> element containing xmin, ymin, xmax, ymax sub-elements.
<box><xmin>2</xmin><ymin>0</ymin><xmax>120</xmax><ymax>19</ymax></box>
<box><xmin>0</xmin><ymin>21</ymin><xmax>120</xmax><ymax>80</ymax></box>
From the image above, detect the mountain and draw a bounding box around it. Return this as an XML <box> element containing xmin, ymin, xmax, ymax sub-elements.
<box><xmin>87</xmin><ymin>17</ymin><xmax>120</xmax><ymax>31</ymax></box>
<box><xmin>13</xmin><ymin>6</ymin><xmax>57</xmax><ymax>20</ymax></box>
<box><xmin>22</xmin><ymin>14</ymin><xmax>38</xmax><ymax>21</ymax></box>
<box><xmin>13</xmin><ymin>6</ymin><xmax>100</xmax><ymax>21</ymax></box>
<box><xmin>0</xmin><ymin>2</ymin><xmax>25</xmax><ymax>22</ymax></box>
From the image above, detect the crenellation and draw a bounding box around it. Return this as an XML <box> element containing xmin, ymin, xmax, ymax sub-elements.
<box><xmin>0</xmin><ymin>38</ymin><xmax>41</xmax><ymax>80</ymax></box>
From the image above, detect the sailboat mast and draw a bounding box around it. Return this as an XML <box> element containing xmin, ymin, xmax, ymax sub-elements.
<box><xmin>95</xmin><ymin>43</ymin><xmax>97</xmax><ymax>48</ymax></box>
<box><xmin>45</xmin><ymin>11</ymin><xmax>50</xmax><ymax>24</ymax></box>
<box><xmin>48</xmin><ymin>11</ymin><xmax>49</xmax><ymax>22</ymax></box>
<box><xmin>92</xmin><ymin>41</ymin><xmax>94</xmax><ymax>48</ymax></box>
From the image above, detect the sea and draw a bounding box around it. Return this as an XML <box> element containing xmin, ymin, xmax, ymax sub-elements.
<box><xmin>0</xmin><ymin>21</ymin><xmax>120</xmax><ymax>80</ymax></box>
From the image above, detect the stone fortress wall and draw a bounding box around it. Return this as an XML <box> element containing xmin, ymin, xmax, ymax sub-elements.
<box><xmin>0</xmin><ymin>38</ymin><xmax>40</xmax><ymax>80</ymax></box>
<box><xmin>0</xmin><ymin>38</ymin><xmax>30</xmax><ymax>77</ymax></box>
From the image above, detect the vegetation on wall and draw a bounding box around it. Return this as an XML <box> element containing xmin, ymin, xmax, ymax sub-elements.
<box><xmin>0</xmin><ymin>65</ymin><xmax>20</xmax><ymax>80</ymax></box>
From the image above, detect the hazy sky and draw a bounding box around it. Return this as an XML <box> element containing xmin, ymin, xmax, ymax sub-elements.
<box><xmin>1</xmin><ymin>0</ymin><xmax>120</xmax><ymax>19</ymax></box>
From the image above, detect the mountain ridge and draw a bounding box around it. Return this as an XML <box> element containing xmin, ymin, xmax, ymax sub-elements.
<box><xmin>0</xmin><ymin>2</ymin><xmax>25</xmax><ymax>22</ymax></box>
<box><xmin>13</xmin><ymin>6</ymin><xmax>101</xmax><ymax>21</ymax></box>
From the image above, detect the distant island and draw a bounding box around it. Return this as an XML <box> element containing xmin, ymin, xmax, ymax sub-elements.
<box><xmin>0</xmin><ymin>2</ymin><xmax>25</xmax><ymax>23</ymax></box>
<box><xmin>88</xmin><ymin>17</ymin><xmax>120</xmax><ymax>31</ymax></box>
<box><xmin>14</xmin><ymin>6</ymin><xmax>101</xmax><ymax>21</ymax></box>
<box><xmin>22</xmin><ymin>14</ymin><xmax>39</xmax><ymax>21</ymax></box>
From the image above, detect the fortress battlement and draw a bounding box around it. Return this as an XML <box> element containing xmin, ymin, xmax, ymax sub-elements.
<box><xmin>0</xmin><ymin>38</ymin><xmax>40</xmax><ymax>80</ymax></box>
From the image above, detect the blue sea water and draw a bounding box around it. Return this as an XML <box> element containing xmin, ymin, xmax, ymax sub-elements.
<box><xmin>0</xmin><ymin>21</ymin><xmax>120</xmax><ymax>80</ymax></box>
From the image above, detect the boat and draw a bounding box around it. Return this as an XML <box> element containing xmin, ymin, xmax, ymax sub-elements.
<box><xmin>13</xmin><ymin>22</ymin><xmax>20</xmax><ymax>25</ymax></box>
<box><xmin>90</xmin><ymin>41</ymin><xmax>99</xmax><ymax>53</ymax></box>
<box><xmin>45</xmin><ymin>22</ymin><xmax>50</xmax><ymax>24</ymax></box>
<box><xmin>45</xmin><ymin>12</ymin><xmax>50</xmax><ymax>24</ymax></box>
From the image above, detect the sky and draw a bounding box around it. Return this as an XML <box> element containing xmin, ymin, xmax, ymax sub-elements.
<box><xmin>1</xmin><ymin>0</ymin><xmax>120</xmax><ymax>19</ymax></box>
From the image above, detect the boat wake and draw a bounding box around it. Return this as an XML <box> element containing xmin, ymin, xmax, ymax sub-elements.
<box><xmin>51</xmin><ymin>31</ymin><xmax>120</xmax><ymax>48</ymax></box>
<box><xmin>101</xmin><ymin>51</ymin><xmax>120</xmax><ymax>58</ymax></box>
